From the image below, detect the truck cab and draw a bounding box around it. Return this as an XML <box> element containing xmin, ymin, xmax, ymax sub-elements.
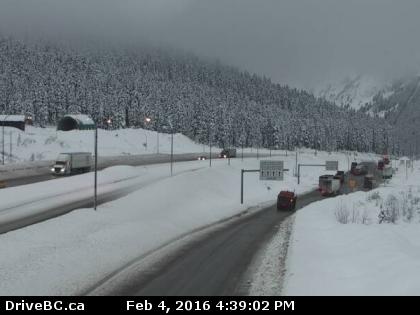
<box><xmin>52</xmin><ymin>154</ymin><xmax>71</xmax><ymax>175</ymax></box>
<box><xmin>382</xmin><ymin>165</ymin><xmax>393</xmax><ymax>179</ymax></box>
<box><xmin>219</xmin><ymin>148</ymin><xmax>236</xmax><ymax>158</ymax></box>
<box><xmin>51</xmin><ymin>152</ymin><xmax>92</xmax><ymax>176</ymax></box>
<box><xmin>334</xmin><ymin>171</ymin><xmax>345</xmax><ymax>183</ymax></box>
<box><xmin>277</xmin><ymin>191</ymin><xmax>297</xmax><ymax>211</ymax></box>
<box><xmin>350</xmin><ymin>162</ymin><xmax>358</xmax><ymax>174</ymax></box>
<box><xmin>363</xmin><ymin>174</ymin><xmax>376</xmax><ymax>190</ymax></box>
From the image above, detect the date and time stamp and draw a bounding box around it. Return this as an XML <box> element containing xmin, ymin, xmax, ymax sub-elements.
<box><xmin>127</xmin><ymin>300</ymin><xmax>295</xmax><ymax>312</ymax></box>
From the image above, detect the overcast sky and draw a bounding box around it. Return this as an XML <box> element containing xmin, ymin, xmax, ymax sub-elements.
<box><xmin>1</xmin><ymin>0</ymin><xmax>420</xmax><ymax>88</ymax></box>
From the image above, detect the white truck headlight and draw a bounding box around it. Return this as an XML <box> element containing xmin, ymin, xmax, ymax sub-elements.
<box><xmin>60</xmin><ymin>168</ymin><xmax>65</xmax><ymax>173</ymax></box>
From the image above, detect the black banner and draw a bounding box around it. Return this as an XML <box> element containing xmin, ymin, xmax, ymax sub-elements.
<box><xmin>0</xmin><ymin>296</ymin><xmax>415</xmax><ymax>313</ymax></box>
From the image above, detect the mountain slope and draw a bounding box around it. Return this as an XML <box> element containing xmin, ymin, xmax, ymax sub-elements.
<box><xmin>365</xmin><ymin>76</ymin><xmax>420</xmax><ymax>154</ymax></box>
<box><xmin>0</xmin><ymin>37</ymin><xmax>392</xmax><ymax>153</ymax></box>
<box><xmin>316</xmin><ymin>75</ymin><xmax>387</xmax><ymax>111</ymax></box>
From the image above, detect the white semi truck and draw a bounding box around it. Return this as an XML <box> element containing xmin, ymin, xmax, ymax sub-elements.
<box><xmin>51</xmin><ymin>152</ymin><xmax>92</xmax><ymax>175</ymax></box>
<box><xmin>318</xmin><ymin>175</ymin><xmax>341</xmax><ymax>196</ymax></box>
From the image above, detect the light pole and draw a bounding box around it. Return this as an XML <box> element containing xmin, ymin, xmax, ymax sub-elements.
<box><xmin>157</xmin><ymin>130</ymin><xmax>159</xmax><ymax>154</ymax></box>
<box><xmin>209</xmin><ymin>128</ymin><xmax>212</xmax><ymax>168</ymax></box>
<box><xmin>94</xmin><ymin>125</ymin><xmax>98</xmax><ymax>210</ymax></box>
<box><xmin>144</xmin><ymin>134</ymin><xmax>148</xmax><ymax>151</ymax></box>
<box><xmin>9</xmin><ymin>131</ymin><xmax>12</xmax><ymax>162</ymax></box>
<box><xmin>105</xmin><ymin>118</ymin><xmax>112</xmax><ymax>130</ymax></box>
<box><xmin>145</xmin><ymin>116</ymin><xmax>159</xmax><ymax>154</ymax></box>
<box><xmin>170</xmin><ymin>129</ymin><xmax>173</xmax><ymax>176</ymax></box>
<box><xmin>2</xmin><ymin>115</ymin><xmax>10</xmax><ymax>165</ymax></box>
<box><xmin>145</xmin><ymin>117</ymin><xmax>151</xmax><ymax>151</ymax></box>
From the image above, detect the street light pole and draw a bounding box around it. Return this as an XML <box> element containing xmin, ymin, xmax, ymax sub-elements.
<box><xmin>2</xmin><ymin>115</ymin><xmax>10</xmax><ymax>165</ymax></box>
<box><xmin>157</xmin><ymin>132</ymin><xmax>159</xmax><ymax>154</ymax></box>
<box><xmin>170</xmin><ymin>132</ymin><xmax>173</xmax><ymax>176</ymax></box>
<box><xmin>2</xmin><ymin>124</ymin><xmax>4</xmax><ymax>165</ymax></box>
<box><xmin>94</xmin><ymin>126</ymin><xmax>98</xmax><ymax>210</ymax></box>
<box><xmin>209</xmin><ymin>141</ymin><xmax>212</xmax><ymax>167</ymax></box>
<box><xmin>145</xmin><ymin>134</ymin><xmax>148</xmax><ymax>151</ymax></box>
<box><xmin>9</xmin><ymin>131</ymin><xmax>12</xmax><ymax>162</ymax></box>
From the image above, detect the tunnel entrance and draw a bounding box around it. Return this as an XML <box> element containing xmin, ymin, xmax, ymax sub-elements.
<box><xmin>57</xmin><ymin>116</ymin><xmax>79</xmax><ymax>131</ymax></box>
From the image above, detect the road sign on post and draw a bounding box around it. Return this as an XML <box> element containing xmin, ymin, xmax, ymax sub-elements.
<box><xmin>325</xmin><ymin>160</ymin><xmax>338</xmax><ymax>171</ymax></box>
<box><xmin>260</xmin><ymin>160</ymin><xmax>284</xmax><ymax>180</ymax></box>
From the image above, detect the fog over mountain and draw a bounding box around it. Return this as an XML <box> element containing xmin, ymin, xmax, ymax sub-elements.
<box><xmin>1</xmin><ymin>0</ymin><xmax>420</xmax><ymax>89</ymax></box>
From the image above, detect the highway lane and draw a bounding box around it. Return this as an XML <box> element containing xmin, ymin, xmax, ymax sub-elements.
<box><xmin>1</xmin><ymin>152</ymin><xmax>277</xmax><ymax>188</ymax></box>
<box><xmin>87</xmin><ymin>170</ymin><xmax>383</xmax><ymax>296</ymax></box>
<box><xmin>0</xmin><ymin>152</ymin><xmax>282</xmax><ymax>234</ymax></box>
<box><xmin>85</xmin><ymin>190</ymin><xmax>323</xmax><ymax>296</ymax></box>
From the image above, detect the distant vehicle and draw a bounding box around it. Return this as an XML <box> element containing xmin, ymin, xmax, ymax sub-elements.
<box><xmin>352</xmin><ymin>164</ymin><xmax>368</xmax><ymax>176</ymax></box>
<box><xmin>51</xmin><ymin>152</ymin><xmax>92</xmax><ymax>176</ymax></box>
<box><xmin>277</xmin><ymin>191</ymin><xmax>297</xmax><ymax>211</ymax></box>
<box><xmin>382</xmin><ymin>165</ymin><xmax>393</xmax><ymax>179</ymax></box>
<box><xmin>350</xmin><ymin>162</ymin><xmax>358</xmax><ymax>173</ymax></box>
<box><xmin>318</xmin><ymin>175</ymin><xmax>340</xmax><ymax>196</ymax></box>
<box><xmin>197</xmin><ymin>155</ymin><xmax>206</xmax><ymax>161</ymax></box>
<box><xmin>377</xmin><ymin>160</ymin><xmax>385</xmax><ymax>170</ymax></box>
<box><xmin>334</xmin><ymin>170</ymin><xmax>345</xmax><ymax>183</ymax></box>
<box><xmin>219</xmin><ymin>148</ymin><xmax>237</xmax><ymax>158</ymax></box>
<box><xmin>0</xmin><ymin>180</ymin><xmax>6</xmax><ymax>189</ymax></box>
<box><xmin>363</xmin><ymin>174</ymin><xmax>376</xmax><ymax>190</ymax></box>
<box><xmin>361</xmin><ymin>161</ymin><xmax>377</xmax><ymax>170</ymax></box>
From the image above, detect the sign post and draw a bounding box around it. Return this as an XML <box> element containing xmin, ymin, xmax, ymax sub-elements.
<box><xmin>260</xmin><ymin>160</ymin><xmax>284</xmax><ymax>180</ymax></box>
<box><xmin>241</xmin><ymin>161</ymin><xmax>286</xmax><ymax>204</ymax></box>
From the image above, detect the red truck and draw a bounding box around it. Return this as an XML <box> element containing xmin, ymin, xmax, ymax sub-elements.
<box><xmin>277</xmin><ymin>191</ymin><xmax>297</xmax><ymax>211</ymax></box>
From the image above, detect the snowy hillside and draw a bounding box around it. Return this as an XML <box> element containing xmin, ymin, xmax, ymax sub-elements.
<box><xmin>1</xmin><ymin>126</ymin><xmax>207</xmax><ymax>164</ymax></box>
<box><xmin>0</xmin><ymin>36</ymin><xmax>391</xmax><ymax>153</ymax></box>
<box><xmin>317</xmin><ymin>75</ymin><xmax>388</xmax><ymax>110</ymax></box>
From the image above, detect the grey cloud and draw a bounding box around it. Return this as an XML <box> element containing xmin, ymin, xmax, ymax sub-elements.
<box><xmin>1</xmin><ymin>0</ymin><xmax>420</xmax><ymax>88</ymax></box>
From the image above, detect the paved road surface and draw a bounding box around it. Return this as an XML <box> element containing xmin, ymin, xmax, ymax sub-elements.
<box><xmin>88</xmin><ymin>170</ymin><xmax>383</xmax><ymax>296</ymax></box>
<box><xmin>0</xmin><ymin>152</ymin><xmax>281</xmax><ymax>234</ymax></box>
<box><xmin>2</xmin><ymin>152</ymin><xmax>275</xmax><ymax>188</ymax></box>
<box><xmin>86</xmin><ymin>190</ymin><xmax>321</xmax><ymax>296</ymax></box>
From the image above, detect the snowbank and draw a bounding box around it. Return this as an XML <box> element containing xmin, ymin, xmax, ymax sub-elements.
<box><xmin>0</xmin><ymin>126</ymin><xmax>207</xmax><ymax>164</ymax></box>
<box><xmin>283</xmin><ymin>162</ymin><xmax>420</xmax><ymax>295</ymax></box>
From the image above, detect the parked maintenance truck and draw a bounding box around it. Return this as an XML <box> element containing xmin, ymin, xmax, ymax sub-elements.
<box><xmin>51</xmin><ymin>152</ymin><xmax>92</xmax><ymax>175</ymax></box>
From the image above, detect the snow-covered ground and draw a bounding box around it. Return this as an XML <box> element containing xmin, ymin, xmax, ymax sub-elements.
<box><xmin>0</xmin><ymin>126</ymin><xmax>207</xmax><ymax>164</ymax></box>
<box><xmin>0</xmin><ymin>149</ymin><xmax>375</xmax><ymax>295</ymax></box>
<box><xmin>282</xmin><ymin>161</ymin><xmax>420</xmax><ymax>295</ymax></box>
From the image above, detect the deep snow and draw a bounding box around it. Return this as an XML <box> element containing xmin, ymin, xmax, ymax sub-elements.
<box><xmin>0</xmin><ymin>149</ymin><xmax>375</xmax><ymax>295</ymax></box>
